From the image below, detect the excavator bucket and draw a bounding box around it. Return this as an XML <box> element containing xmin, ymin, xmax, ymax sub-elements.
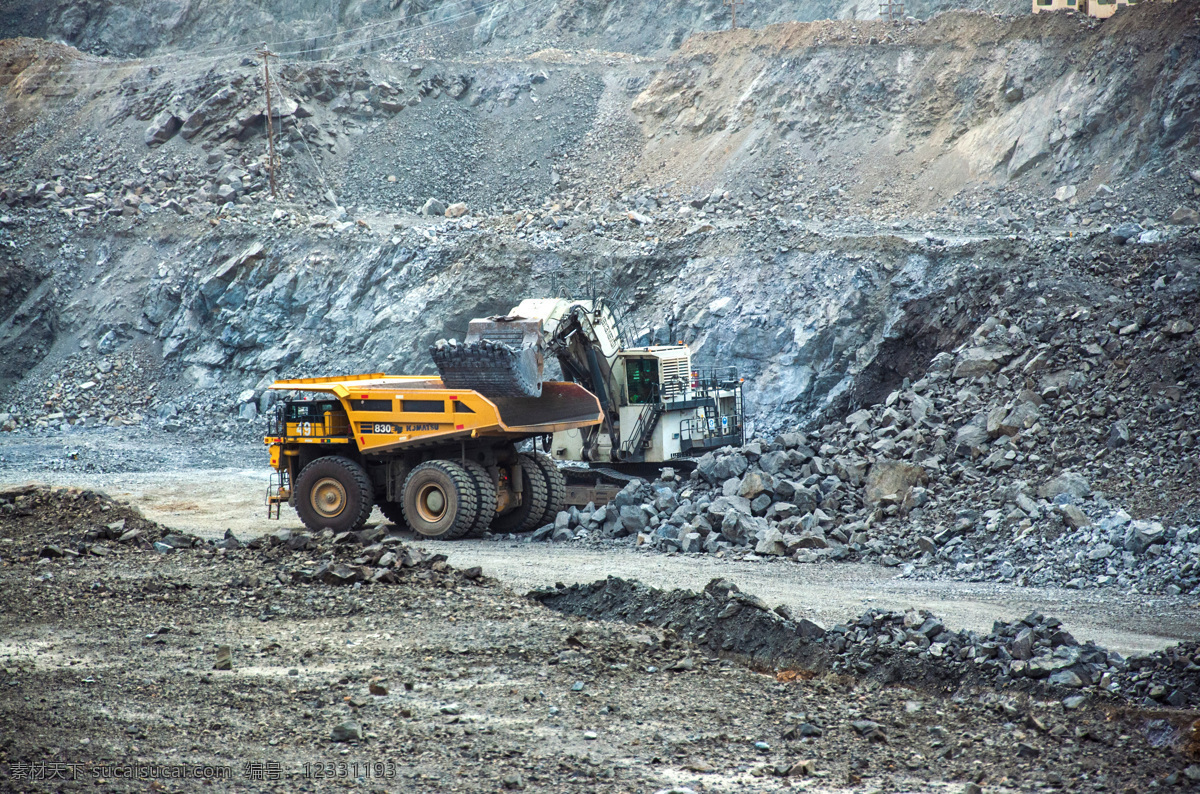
<box><xmin>430</xmin><ymin>316</ymin><xmax>545</xmax><ymax>398</ymax></box>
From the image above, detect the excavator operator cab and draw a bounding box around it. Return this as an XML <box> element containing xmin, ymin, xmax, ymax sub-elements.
<box><xmin>620</xmin><ymin>346</ymin><xmax>691</xmax><ymax>401</ymax></box>
<box><xmin>625</xmin><ymin>358</ymin><xmax>658</xmax><ymax>404</ymax></box>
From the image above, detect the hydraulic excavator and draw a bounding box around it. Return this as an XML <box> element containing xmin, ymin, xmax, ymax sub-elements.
<box><xmin>431</xmin><ymin>297</ymin><xmax>744</xmax><ymax>466</ymax></box>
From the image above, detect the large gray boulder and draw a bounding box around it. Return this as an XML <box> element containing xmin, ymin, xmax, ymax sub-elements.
<box><xmin>144</xmin><ymin>111</ymin><xmax>182</xmax><ymax>146</ymax></box>
<box><xmin>952</xmin><ymin>346</ymin><xmax>1013</xmax><ymax>379</ymax></box>
<box><xmin>619</xmin><ymin>505</ymin><xmax>649</xmax><ymax>535</ymax></box>
<box><xmin>1123</xmin><ymin>521</ymin><xmax>1166</xmax><ymax>555</ymax></box>
<box><xmin>754</xmin><ymin>528</ymin><xmax>788</xmax><ymax>556</ymax></box>
<box><xmin>738</xmin><ymin>470</ymin><xmax>773</xmax><ymax>500</ymax></box>
<box><xmin>420</xmin><ymin>197</ymin><xmax>448</xmax><ymax>216</ymax></box>
<box><xmin>713</xmin><ymin>453</ymin><xmax>749</xmax><ymax>481</ymax></box>
<box><xmin>864</xmin><ymin>461</ymin><xmax>927</xmax><ymax>506</ymax></box>
<box><xmin>758</xmin><ymin>450</ymin><xmax>788</xmax><ymax>474</ymax></box>
<box><xmin>955</xmin><ymin>418</ymin><xmax>989</xmax><ymax>454</ymax></box>
<box><xmin>1038</xmin><ymin>472</ymin><xmax>1090</xmax><ymax>500</ymax></box>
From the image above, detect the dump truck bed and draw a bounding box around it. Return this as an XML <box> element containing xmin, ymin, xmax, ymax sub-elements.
<box><xmin>265</xmin><ymin>373</ymin><xmax>601</xmax><ymax>454</ymax></box>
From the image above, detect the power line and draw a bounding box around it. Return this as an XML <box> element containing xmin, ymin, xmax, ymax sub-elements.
<box><xmin>879</xmin><ymin>0</ymin><xmax>906</xmax><ymax>21</ymax></box>
<box><xmin>266</xmin><ymin>64</ymin><xmax>335</xmax><ymax>208</ymax></box>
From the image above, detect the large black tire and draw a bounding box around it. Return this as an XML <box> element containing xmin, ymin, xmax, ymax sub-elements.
<box><xmin>490</xmin><ymin>453</ymin><xmax>549</xmax><ymax>534</ymax></box>
<box><xmin>461</xmin><ymin>460</ymin><xmax>498</xmax><ymax>539</ymax></box>
<box><xmin>401</xmin><ymin>460</ymin><xmax>479</xmax><ymax>540</ymax></box>
<box><xmin>294</xmin><ymin>456</ymin><xmax>374</xmax><ymax>533</ymax></box>
<box><xmin>378</xmin><ymin>500</ymin><xmax>405</xmax><ymax>527</ymax></box>
<box><xmin>529</xmin><ymin>452</ymin><xmax>567</xmax><ymax>528</ymax></box>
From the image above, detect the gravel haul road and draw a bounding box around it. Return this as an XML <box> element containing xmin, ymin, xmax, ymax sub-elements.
<box><xmin>3</xmin><ymin>468</ymin><xmax>1194</xmax><ymax>657</ymax></box>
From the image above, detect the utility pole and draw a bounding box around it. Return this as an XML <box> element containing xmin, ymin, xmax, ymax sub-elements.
<box><xmin>878</xmin><ymin>0</ymin><xmax>905</xmax><ymax>21</ymax></box>
<box><xmin>256</xmin><ymin>43</ymin><xmax>278</xmax><ymax>199</ymax></box>
<box><xmin>723</xmin><ymin>0</ymin><xmax>745</xmax><ymax>30</ymax></box>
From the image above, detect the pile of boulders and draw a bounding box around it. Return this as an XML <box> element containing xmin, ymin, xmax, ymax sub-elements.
<box><xmin>907</xmin><ymin>506</ymin><xmax>1200</xmax><ymax>594</ymax></box>
<box><xmin>245</xmin><ymin>525</ymin><xmax>483</xmax><ymax>588</ymax></box>
<box><xmin>1</xmin><ymin>483</ymin><xmax>165</xmax><ymax>560</ymax></box>
<box><xmin>520</xmin><ymin>435</ymin><xmax>1198</xmax><ymax>594</ymax></box>
<box><xmin>831</xmin><ymin>604</ymin><xmax>1200</xmax><ymax>710</ymax></box>
<box><xmin>0</xmin><ymin>350</ymin><xmax>161</xmax><ymax>434</ymax></box>
<box><xmin>537</xmin><ymin>576</ymin><xmax>1200</xmax><ymax>709</ymax></box>
<box><xmin>2</xmin><ymin>484</ymin><xmax>481</xmax><ymax>588</ymax></box>
<box><xmin>520</xmin><ymin>292</ymin><xmax>1199</xmax><ymax>595</ymax></box>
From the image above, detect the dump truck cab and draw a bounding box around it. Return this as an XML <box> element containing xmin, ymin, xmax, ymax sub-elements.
<box><xmin>265</xmin><ymin>373</ymin><xmax>601</xmax><ymax>540</ymax></box>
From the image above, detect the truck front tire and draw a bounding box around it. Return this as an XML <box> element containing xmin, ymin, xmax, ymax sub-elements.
<box><xmin>295</xmin><ymin>456</ymin><xmax>375</xmax><ymax>533</ymax></box>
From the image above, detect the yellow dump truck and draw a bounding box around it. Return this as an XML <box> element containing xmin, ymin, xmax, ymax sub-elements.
<box><xmin>264</xmin><ymin>373</ymin><xmax>602</xmax><ymax>539</ymax></box>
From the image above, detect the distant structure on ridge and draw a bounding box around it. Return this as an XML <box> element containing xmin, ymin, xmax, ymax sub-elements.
<box><xmin>1032</xmin><ymin>0</ymin><xmax>1159</xmax><ymax>18</ymax></box>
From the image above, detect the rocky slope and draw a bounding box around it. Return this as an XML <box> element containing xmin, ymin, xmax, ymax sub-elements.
<box><xmin>631</xmin><ymin>8</ymin><xmax>1200</xmax><ymax>215</ymax></box>
<box><xmin>0</xmin><ymin>0</ymin><xmax>1031</xmax><ymax>59</ymax></box>
<box><xmin>1</xmin><ymin>3</ymin><xmax>1198</xmax><ymax>439</ymax></box>
<box><xmin>524</xmin><ymin>253</ymin><xmax>1200</xmax><ymax>596</ymax></box>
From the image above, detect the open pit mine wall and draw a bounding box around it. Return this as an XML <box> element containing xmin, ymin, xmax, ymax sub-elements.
<box><xmin>1</xmin><ymin>0</ymin><xmax>1031</xmax><ymax>59</ymax></box>
<box><xmin>1</xmin><ymin>4</ymin><xmax>1198</xmax><ymax>431</ymax></box>
<box><xmin>4</xmin><ymin>221</ymin><xmax>1020</xmax><ymax>434</ymax></box>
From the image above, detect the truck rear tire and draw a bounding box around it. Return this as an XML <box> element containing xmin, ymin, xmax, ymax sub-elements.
<box><xmin>461</xmin><ymin>460</ymin><xmax>498</xmax><ymax>538</ymax></box>
<box><xmin>490</xmin><ymin>453</ymin><xmax>549</xmax><ymax>534</ymax></box>
<box><xmin>529</xmin><ymin>452</ymin><xmax>567</xmax><ymax>528</ymax></box>
<box><xmin>295</xmin><ymin>456</ymin><xmax>375</xmax><ymax>533</ymax></box>
<box><xmin>401</xmin><ymin>460</ymin><xmax>479</xmax><ymax>540</ymax></box>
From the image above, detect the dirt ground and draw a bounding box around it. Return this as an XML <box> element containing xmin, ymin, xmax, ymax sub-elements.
<box><xmin>1</xmin><ymin>498</ymin><xmax>1198</xmax><ymax>794</ymax></box>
